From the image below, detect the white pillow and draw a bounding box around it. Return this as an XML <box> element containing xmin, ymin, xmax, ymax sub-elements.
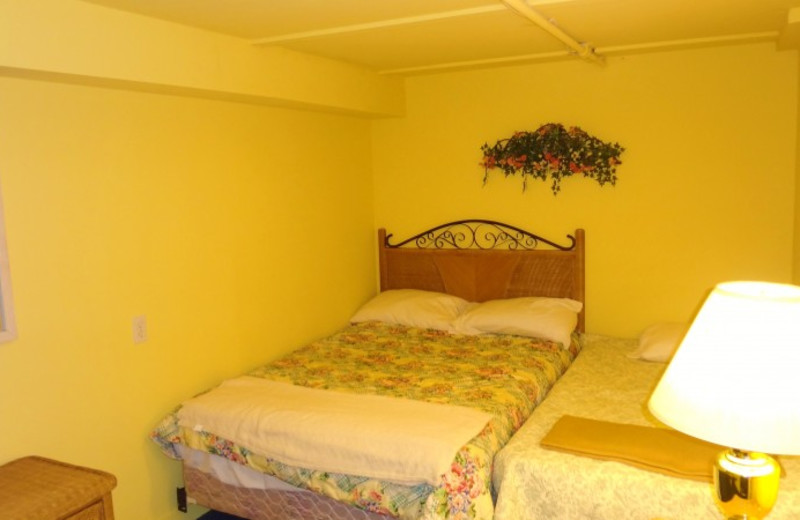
<box><xmin>630</xmin><ymin>322</ymin><xmax>688</xmax><ymax>362</ymax></box>
<box><xmin>350</xmin><ymin>289</ymin><xmax>470</xmax><ymax>332</ymax></box>
<box><xmin>453</xmin><ymin>297</ymin><xmax>582</xmax><ymax>347</ymax></box>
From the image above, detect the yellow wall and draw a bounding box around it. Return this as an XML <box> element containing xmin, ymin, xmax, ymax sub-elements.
<box><xmin>0</xmin><ymin>77</ymin><xmax>375</xmax><ymax>520</ymax></box>
<box><xmin>0</xmin><ymin>0</ymin><xmax>405</xmax><ymax>117</ymax></box>
<box><xmin>795</xmin><ymin>53</ymin><xmax>800</xmax><ymax>283</ymax></box>
<box><xmin>373</xmin><ymin>43</ymin><xmax>798</xmax><ymax>337</ymax></box>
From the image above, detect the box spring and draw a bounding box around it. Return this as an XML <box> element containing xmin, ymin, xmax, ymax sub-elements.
<box><xmin>183</xmin><ymin>464</ymin><xmax>394</xmax><ymax>520</ymax></box>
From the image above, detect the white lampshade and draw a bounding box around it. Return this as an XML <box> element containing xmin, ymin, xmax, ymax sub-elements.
<box><xmin>649</xmin><ymin>281</ymin><xmax>800</xmax><ymax>455</ymax></box>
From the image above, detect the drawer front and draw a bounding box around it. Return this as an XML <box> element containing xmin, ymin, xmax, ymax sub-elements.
<box><xmin>65</xmin><ymin>501</ymin><xmax>104</xmax><ymax>520</ymax></box>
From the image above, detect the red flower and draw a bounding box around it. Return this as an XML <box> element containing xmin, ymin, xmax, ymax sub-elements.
<box><xmin>508</xmin><ymin>154</ymin><xmax>527</xmax><ymax>169</ymax></box>
<box><xmin>480</xmin><ymin>155</ymin><xmax>496</xmax><ymax>169</ymax></box>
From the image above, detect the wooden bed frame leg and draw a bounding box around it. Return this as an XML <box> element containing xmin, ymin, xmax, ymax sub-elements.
<box><xmin>177</xmin><ymin>486</ymin><xmax>188</xmax><ymax>512</ymax></box>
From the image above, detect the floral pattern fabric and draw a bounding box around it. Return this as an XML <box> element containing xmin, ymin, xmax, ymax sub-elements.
<box><xmin>152</xmin><ymin>321</ymin><xmax>580</xmax><ymax>520</ymax></box>
<box><xmin>493</xmin><ymin>335</ymin><xmax>800</xmax><ymax>520</ymax></box>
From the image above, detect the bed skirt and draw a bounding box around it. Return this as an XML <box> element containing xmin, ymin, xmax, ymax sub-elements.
<box><xmin>184</xmin><ymin>464</ymin><xmax>394</xmax><ymax>520</ymax></box>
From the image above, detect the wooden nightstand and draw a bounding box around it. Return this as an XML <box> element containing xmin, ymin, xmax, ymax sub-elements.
<box><xmin>0</xmin><ymin>456</ymin><xmax>117</xmax><ymax>520</ymax></box>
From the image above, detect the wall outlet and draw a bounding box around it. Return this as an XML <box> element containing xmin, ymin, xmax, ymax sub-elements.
<box><xmin>132</xmin><ymin>315</ymin><xmax>148</xmax><ymax>344</ymax></box>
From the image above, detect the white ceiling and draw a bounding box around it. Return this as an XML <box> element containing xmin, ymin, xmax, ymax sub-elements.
<box><xmin>79</xmin><ymin>0</ymin><xmax>800</xmax><ymax>74</ymax></box>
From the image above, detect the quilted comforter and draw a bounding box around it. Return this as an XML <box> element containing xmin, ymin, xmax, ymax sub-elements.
<box><xmin>151</xmin><ymin>321</ymin><xmax>580</xmax><ymax>520</ymax></box>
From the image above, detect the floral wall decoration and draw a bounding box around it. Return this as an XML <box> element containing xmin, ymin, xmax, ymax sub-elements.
<box><xmin>480</xmin><ymin>123</ymin><xmax>625</xmax><ymax>195</ymax></box>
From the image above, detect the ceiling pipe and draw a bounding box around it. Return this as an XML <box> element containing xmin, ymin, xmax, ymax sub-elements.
<box><xmin>500</xmin><ymin>0</ymin><xmax>604</xmax><ymax>64</ymax></box>
<box><xmin>252</xmin><ymin>5</ymin><xmax>506</xmax><ymax>45</ymax></box>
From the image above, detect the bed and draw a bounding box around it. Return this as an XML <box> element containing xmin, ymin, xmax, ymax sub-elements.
<box><xmin>492</xmin><ymin>332</ymin><xmax>800</xmax><ymax>520</ymax></box>
<box><xmin>150</xmin><ymin>220</ymin><xmax>587</xmax><ymax>520</ymax></box>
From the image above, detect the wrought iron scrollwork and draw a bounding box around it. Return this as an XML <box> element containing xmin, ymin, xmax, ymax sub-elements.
<box><xmin>384</xmin><ymin>219</ymin><xmax>575</xmax><ymax>251</ymax></box>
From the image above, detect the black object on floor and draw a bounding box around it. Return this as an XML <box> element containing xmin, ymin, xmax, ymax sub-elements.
<box><xmin>197</xmin><ymin>511</ymin><xmax>247</xmax><ymax>520</ymax></box>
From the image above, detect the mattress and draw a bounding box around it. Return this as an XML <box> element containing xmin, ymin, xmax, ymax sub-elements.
<box><xmin>492</xmin><ymin>334</ymin><xmax>800</xmax><ymax>520</ymax></box>
<box><xmin>152</xmin><ymin>320</ymin><xmax>580</xmax><ymax>520</ymax></box>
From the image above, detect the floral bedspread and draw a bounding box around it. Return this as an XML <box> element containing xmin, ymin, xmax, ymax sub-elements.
<box><xmin>151</xmin><ymin>321</ymin><xmax>580</xmax><ymax>520</ymax></box>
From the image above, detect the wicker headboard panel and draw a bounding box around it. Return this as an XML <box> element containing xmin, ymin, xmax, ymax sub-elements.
<box><xmin>378</xmin><ymin>220</ymin><xmax>585</xmax><ymax>332</ymax></box>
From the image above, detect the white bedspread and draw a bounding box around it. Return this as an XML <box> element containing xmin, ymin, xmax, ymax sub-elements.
<box><xmin>178</xmin><ymin>376</ymin><xmax>491</xmax><ymax>486</ymax></box>
<box><xmin>493</xmin><ymin>334</ymin><xmax>800</xmax><ymax>520</ymax></box>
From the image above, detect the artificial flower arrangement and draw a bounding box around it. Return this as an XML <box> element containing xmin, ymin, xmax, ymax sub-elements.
<box><xmin>480</xmin><ymin>123</ymin><xmax>624</xmax><ymax>195</ymax></box>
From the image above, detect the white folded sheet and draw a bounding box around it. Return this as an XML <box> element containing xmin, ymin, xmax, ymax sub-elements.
<box><xmin>178</xmin><ymin>376</ymin><xmax>492</xmax><ymax>485</ymax></box>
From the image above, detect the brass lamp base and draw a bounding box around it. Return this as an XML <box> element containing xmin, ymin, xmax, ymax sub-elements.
<box><xmin>714</xmin><ymin>449</ymin><xmax>780</xmax><ymax>520</ymax></box>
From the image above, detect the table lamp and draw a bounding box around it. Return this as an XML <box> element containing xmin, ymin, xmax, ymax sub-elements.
<box><xmin>648</xmin><ymin>281</ymin><xmax>800</xmax><ymax>519</ymax></box>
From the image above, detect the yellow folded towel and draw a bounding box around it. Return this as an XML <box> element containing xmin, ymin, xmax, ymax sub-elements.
<box><xmin>540</xmin><ymin>415</ymin><xmax>723</xmax><ymax>482</ymax></box>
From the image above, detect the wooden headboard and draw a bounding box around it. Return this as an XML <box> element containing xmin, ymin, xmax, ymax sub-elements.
<box><xmin>378</xmin><ymin>220</ymin><xmax>586</xmax><ymax>332</ymax></box>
